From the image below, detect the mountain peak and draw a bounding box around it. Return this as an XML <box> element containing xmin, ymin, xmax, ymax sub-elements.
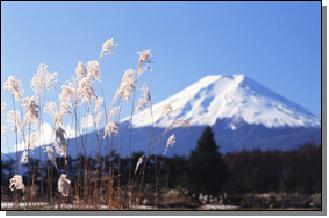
<box><xmin>127</xmin><ymin>74</ymin><xmax>320</xmax><ymax>128</ymax></box>
<box><xmin>198</xmin><ymin>74</ymin><xmax>245</xmax><ymax>84</ymax></box>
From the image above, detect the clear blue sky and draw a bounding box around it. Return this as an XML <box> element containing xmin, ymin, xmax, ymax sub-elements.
<box><xmin>1</xmin><ymin>1</ymin><xmax>321</xmax><ymax>119</ymax></box>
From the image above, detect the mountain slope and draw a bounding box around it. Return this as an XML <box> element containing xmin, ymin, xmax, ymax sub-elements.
<box><xmin>126</xmin><ymin>74</ymin><xmax>319</xmax><ymax>129</ymax></box>
<box><xmin>6</xmin><ymin>74</ymin><xmax>321</xmax><ymax>160</ymax></box>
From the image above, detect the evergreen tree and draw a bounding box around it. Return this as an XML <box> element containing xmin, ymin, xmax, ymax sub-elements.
<box><xmin>188</xmin><ymin>126</ymin><xmax>229</xmax><ymax>195</ymax></box>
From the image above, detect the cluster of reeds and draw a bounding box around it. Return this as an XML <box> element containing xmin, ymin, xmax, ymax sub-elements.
<box><xmin>1</xmin><ymin>36</ymin><xmax>190</xmax><ymax>210</ymax></box>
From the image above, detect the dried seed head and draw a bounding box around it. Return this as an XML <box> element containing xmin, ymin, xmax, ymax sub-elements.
<box><xmin>9</xmin><ymin>175</ymin><xmax>25</xmax><ymax>193</ymax></box>
<box><xmin>4</xmin><ymin>76</ymin><xmax>24</xmax><ymax>101</ymax></box>
<box><xmin>164</xmin><ymin>134</ymin><xmax>175</xmax><ymax>155</ymax></box>
<box><xmin>137</xmin><ymin>49</ymin><xmax>152</xmax><ymax>74</ymax></box>
<box><xmin>87</xmin><ymin>60</ymin><xmax>100</xmax><ymax>82</ymax></box>
<box><xmin>135</xmin><ymin>155</ymin><xmax>144</xmax><ymax>174</ymax></box>
<box><xmin>22</xmin><ymin>96</ymin><xmax>39</xmax><ymax>125</ymax></box>
<box><xmin>77</xmin><ymin>77</ymin><xmax>96</xmax><ymax>103</ymax></box>
<box><xmin>100</xmin><ymin>37</ymin><xmax>117</xmax><ymax>58</ymax></box>
<box><xmin>57</xmin><ymin>174</ymin><xmax>71</xmax><ymax>197</ymax></box>
<box><xmin>30</xmin><ymin>63</ymin><xmax>58</xmax><ymax>96</ymax></box>
<box><xmin>21</xmin><ymin>151</ymin><xmax>29</xmax><ymax>164</ymax></box>
<box><xmin>103</xmin><ymin>121</ymin><xmax>118</xmax><ymax>139</ymax></box>
<box><xmin>59</xmin><ymin>82</ymin><xmax>75</xmax><ymax>104</ymax></box>
<box><xmin>135</xmin><ymin>98</ymin><xmax>147</xmax><ymax>112</ymax></box>
<box><xmin>115</xmin><ymin>69</ymin><xmax>137</xmax><ymax>102</ymax></box>
<box><xmin>75</xmin><ymin>61</ymin><xmax>87</xmax><ymax>79</ymax></box>
<box><xmin>135</xmin><ymin>86</ymin><xmax>151</xmax><ymax>112</ymax></box>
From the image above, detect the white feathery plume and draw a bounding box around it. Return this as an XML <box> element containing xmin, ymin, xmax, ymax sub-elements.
<box><xmin>59</xmin><ymin>82</ymin><xmax>75</xmax><ymax>106</ymax></box>
<box><xmin>167</xmin><ymin>134</ymin><xmax>176</xmax><ymax>145</ymax></box>
<box><xmin>100</xmin><ymin>37</ymin><xmax>117</xmax><ymax>58</ymax></box>
<box><xmin>75</xmin><ymin>61</ymin><xmax>87</xmax><ymax>79</ymax></box>
<box><xmin>7</xmin><ymin>110</ymin><xmax>24</xmax><ymax>136</ymax></box>
<box><xmin>135</xmin><ymin>86</ymin><xmax>151</xmax><ymax>112</ymax></box>
<box><xmin>115</xmin><ymin>69</ymin><xmax>137</xmax><ymax>102</ymax></box>
<box><xmin>57</xmin><ymin>174</ymin><xmax>71</xmax><ymax>197</ymax></box>
<box><xmin>135</xmin><ymin>154</ymin><xmax>144</xmax><ymax>174</ymax></box>
<box><xmin>164</xmin><ymin>134</ymin><xmax>175</xmax><ymax>155</ymax></box>
<box><xmin>3</xmin><ymin>76</ymin><xmax>24</xmax><ymax>101</ymax></box>
<box><xmin>57</xmin><ymin>102</ymin><xmax>71</xmax><ymax>127</ymax></box>
<box><xmin>77</xmin><ymin>77</ymin><xmax>96</xmax><ymax>103</ymax></box>
<box><xmin>57</xmin><ymin>81</ymin><xmax>75</xmax><ymax>126</ymax></box>
<box><xmin>9</xmin><ymin>175</ymin><xmax>25</xmax><ymax>192</ymax></box>
<box><xmin>22</xmin><ymin>96</ymin><xmax>40</xmax><ymax>126</ymax></box>
<box><xmin>137</xmin><ymin>49</ymin><xmax>152</xmax><ymax>75</ymax></box>
<box><xmin>103</xmin><ymin>106</ymin><xmax>120</xmax><ymax>138</ymax></box>
<box><xmin>103</xmin><ymin>121</ymin><xmax>118</xmax><ymax>139</ymax></box>
<box><xmin>20</xmin><ymin>150</ymin><xmax>29</xmax><ymax>164</ymax></box>
<box><xmin>135</xmin><ymin>98</ymin><xmax>147</xmax><ymax>113</ymax></box>
<box><xmin>87</xmin><ymin>60</ymin><xmax>100</xmax><ymax>82</ymax></box>
<box><xmin>30</xmin><ymin>63</ymin><xmax>58</xmax><ymax>96</ymax></box>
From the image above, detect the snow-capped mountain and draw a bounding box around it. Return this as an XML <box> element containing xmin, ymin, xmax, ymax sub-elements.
<box><xmin>6</xmin><ymin>74</ymin><xmax>321</xmax><ymax>161</ymax></box>
<box><xmin>126</xmin><ymin>74</ymin><xmax>320</xmax><ymax>129</ymax></box>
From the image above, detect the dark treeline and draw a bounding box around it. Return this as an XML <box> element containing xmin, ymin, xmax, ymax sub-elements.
<box><xmin>1</xmin><ymin>127</ymin><xmax>322</xmax><ymax>207</ymax></box>
<box><xmin>1</xmin><ymin>143</ymin><xmax>321</xmax><ymax>199</ymax></box>
<box><xmin>223</xmin><ymin>143</ymin><xmax>321</xmax><ymax>195</ymax></box>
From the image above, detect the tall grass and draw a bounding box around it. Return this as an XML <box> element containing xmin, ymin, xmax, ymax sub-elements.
<box><xmin>1</xmin><ymin>37</ymin><xmax>190</xmax><ymax>210</ymax></box>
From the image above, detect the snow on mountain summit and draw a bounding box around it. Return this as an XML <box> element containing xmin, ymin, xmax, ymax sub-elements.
<box><xmin>126</xmin><ymin>74</ymin><xmax>320</xmax><ymax>128</ymax></box>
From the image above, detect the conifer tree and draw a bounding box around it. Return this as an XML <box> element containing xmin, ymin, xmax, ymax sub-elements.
<box><xmin>188</xmin><ymin>126</ymin><xmax>229</xmax><ymax>195</ymax></box>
